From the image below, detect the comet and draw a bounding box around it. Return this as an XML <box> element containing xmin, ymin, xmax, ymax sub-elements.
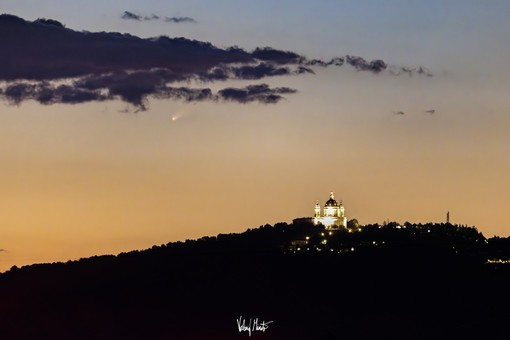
<box><xmin>171</xmin><ymin>107</ymin><xmax>192</xmax><ymax>122</ymax></box>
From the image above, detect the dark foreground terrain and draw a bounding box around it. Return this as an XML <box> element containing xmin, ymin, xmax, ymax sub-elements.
<box><xmin>1</xmin><ymin>221</ymin><xmax>510</xmax><ymax>340</ymax></box>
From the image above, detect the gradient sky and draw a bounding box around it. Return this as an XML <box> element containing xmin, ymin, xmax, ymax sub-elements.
<box><xmin>1</xmin><ymin>0</ymin><xmax>510</xmax><ymax>271</ymax></box>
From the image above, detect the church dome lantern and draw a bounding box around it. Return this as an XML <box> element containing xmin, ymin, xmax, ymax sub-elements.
<box><xmin>324</xmin><ymin>192</ymin><xmax>339</xmax><ymax>207</ymax></box>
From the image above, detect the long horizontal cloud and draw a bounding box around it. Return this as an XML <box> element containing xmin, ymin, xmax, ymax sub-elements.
<box><xmin>3</xmin><ymin>82</ymin><xmax>108</xmax><ymax>105</ymax></box>
<box><xmin>121</xmin><ymin>11</ymin><xmax>144</xmax><ymax>21</ymax></box>
<box><xmin>165</xmin><ymin>16</ymin><xmax>196</xmax><ymax>24</ymax></box>
<box><xmin>2</xmin><ymin>80</ymin><xmax>292</xmax><ymax>110</ymax></box>
<box><xmin>0</xmin><ymin>14</ymin><xmax>432</xmax><ymax>110</ymax></box>
<box><xmin>219</xmin><ymin>84</ymin><xmax>296</xmax><ymax>104</ymax></box>
<box><xmin>122</xmin><ymin>11</ymin><xmax>196</xmax><ymax>23</ymax></box>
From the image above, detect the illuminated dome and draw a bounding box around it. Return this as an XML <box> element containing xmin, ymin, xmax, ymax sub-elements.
<box><xmin>324</xmin><ymin>192</ymin><xmax>338</xmax><ymax>207</ymax></box>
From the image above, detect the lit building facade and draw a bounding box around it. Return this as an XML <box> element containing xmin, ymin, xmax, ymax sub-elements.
<box><xmin>313</xmin><ymin>192</ymin><xmax>347</xmax><ymax>229</ymax></box>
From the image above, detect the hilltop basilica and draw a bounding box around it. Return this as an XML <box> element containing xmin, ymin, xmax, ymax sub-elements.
<box><xmin>313</xmin><ymin>192</ymin><xmax>347</xmax><ymax>229</ymax></box>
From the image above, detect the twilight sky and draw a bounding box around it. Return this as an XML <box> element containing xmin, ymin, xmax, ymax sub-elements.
<box><xmin>1</xmin><ymin>0</ymin><xmax>509</xmax><ymax>271</ymax></box>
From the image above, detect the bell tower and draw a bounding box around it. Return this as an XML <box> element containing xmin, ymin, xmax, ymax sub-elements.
<box><xmin>314</xmin><ymin>201</ymin><xmax>321</xmax><ymax>217</ymax></box>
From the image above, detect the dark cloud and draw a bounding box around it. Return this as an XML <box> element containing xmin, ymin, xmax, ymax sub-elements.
<box><xmin>0</xmin><ymin>15</ymin><xmax>253</xmax><ymax>81</ymax></box>
<box><xmin>0</xmin><ymin>14</ymin><xmax>432</xmax><ymax>110</ymax></box>
<box><xmin>346</xmin><ymin>55</ymin><xmax>369</xmax><ymax>70</ymax></box>
<box><xmin>416</xmin><ymin>67</ymin><xmax>433</xmax><ymax>77</ymax></box>
<box><xmin>55</xmin><ymin>85</ymin><xmax>106</xmax><ymax>104</ymax></box>
<box><xmin>121</xmin><ymin>11</ymin><xmax>143</xmax><ymax>21</ymax></box>
<box><xmin>74</xmin><ymin>70</ymin><xmax>209</xmax><ymax>109</ymax></box>
<box><xmin>306</xmin><ymin>57</ymin><xmax>345</xmax><ymax>67</ymax></box>
<box><xmin>218</xmin><ymin>84</ymin><xmax>297</xmax><ymax>104</ymax></box>
<box><xmin>3</xmin><ymin>82</ymin><xmax>106</xmax><ymax>106</ymax></box>
<box><xmin>122</xmin><ymin>12</ymin><xmax>194</xmax><ymax>23</ymax></box>
<box><xmin>388</xmin><ymin>65</ymin><xmax>433</xmax><ymax>77</ymax></box>
<box><xmin>345</xmin><ymin>55</ymin><xmax>387</xmax><ymax>73</ymax></box>
<box><xmin>4</xmin><ymin>83</ymin><xmax>38</xmax><ymax>104</ymax></box>
<box><xmin>251</xmin><ymin>47</ymin><xmax>302</xmax><ymax>64</ymax></box>
<box><xmin>163</xmin><ymin>87</ymin><xmax>213</xmax><ymax>101</ymax></box>
<box><xmin>232</xmin><ymin>63</ymin><xmax>291</xmax><ymax>80</ymax></box>
<box><xmin>296</xmin><ymin>66</ymin><xmax>315</xmax><ymax>75</ymax></box>
<box><xmin>104</xmin><ymin>73</ymin><xmax>162</xmax><ymax>109</ymax></box>
<box><xmin>165</xmin><ymin>16</ymin><xmax>197</xmax><ymax>24</ymax></box>
<box><xmin>197</xmin><ymin>67</ymin><xmax>231</xmax><ymax>82</ymax></box>
<box><xmin>145</xmin><ymin>14</ymin><xmax>160</xmax><ymax>21</ymax></box>
<box><xmin>1</xmin><ymin>78</ymin><xmax>294</xmax><ymax>110</ymax></box>
<box><xmin>197</xmin><ymin>62</ymin><xmax>314</xmax><ymax>82</ymax></box>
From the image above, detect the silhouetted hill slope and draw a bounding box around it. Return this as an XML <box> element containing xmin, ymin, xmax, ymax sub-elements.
<box><xmin>1</xmin><ymin>221</ymin><xmax>510</xmax><ymax>339</ymax></box>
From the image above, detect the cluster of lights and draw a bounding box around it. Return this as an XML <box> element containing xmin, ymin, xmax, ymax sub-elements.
<box><xmin>292</xmin><ymin>227</ymin><xmax>386</xmax><ymax>254</ymax></box>
<box><xmin>487</xmin><ymin>259</ymin><xmax>510</xmax><ymax>264</ymax></box>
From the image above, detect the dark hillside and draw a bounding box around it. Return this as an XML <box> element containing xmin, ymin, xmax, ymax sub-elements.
<box><xmin>1</xmin><ymin>221</ymin><xmax>509</xmax><ymax>339</ymax></box>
